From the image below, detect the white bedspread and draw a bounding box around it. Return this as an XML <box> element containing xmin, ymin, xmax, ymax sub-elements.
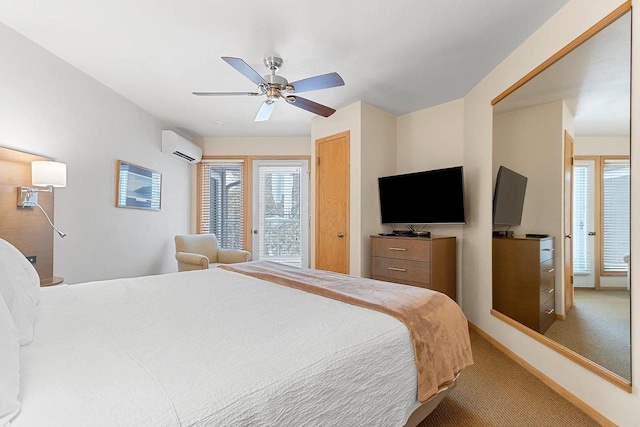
<box><xmin>15</xmin><ymin>268</ymin><xmax>422</xmax><ymax>427</ymax></box>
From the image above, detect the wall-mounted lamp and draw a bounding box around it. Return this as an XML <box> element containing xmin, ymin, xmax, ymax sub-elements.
<box><xmin>18</xmin><ymin>161</ymin><xmax>67</xmax><ymax>238</ymax></box>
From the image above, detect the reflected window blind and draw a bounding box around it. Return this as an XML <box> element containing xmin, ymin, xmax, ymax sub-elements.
<box><xmin>573</xmin><ymin>161</ymin><xmax>591</xmax><ymax>273</ymax></box>
<box><xmin>199</xmin><ymin>160</ymin><xmax>245</xmax><ymax>250</ymax></box>
<box><xmin>602</xmin><ymin>159</ymin><xmax>630</xmax><ymax>272</ymax></box>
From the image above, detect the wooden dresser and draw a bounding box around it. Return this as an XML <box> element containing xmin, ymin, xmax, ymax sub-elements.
<box><xmin>492</xmin><ymin>236</ymin><xmax>556</xmax><ymax>334</ymax></box>
<box><xmin>370</xmin><ymin>235</ymin><xmax>456</xmax><ymax>300</ymax></box>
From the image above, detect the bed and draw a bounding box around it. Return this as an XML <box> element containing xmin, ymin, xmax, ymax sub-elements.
<box><xmin>0</xmin><ymin>238</ymin><xmax>472</xmax><ymax>427</ymax></box>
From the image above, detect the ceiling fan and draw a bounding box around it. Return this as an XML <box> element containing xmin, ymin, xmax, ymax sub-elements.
<box><xmin>193</xmin><ymin>56</ymin><xmax>344</xmax><ymax>121</ymax></box>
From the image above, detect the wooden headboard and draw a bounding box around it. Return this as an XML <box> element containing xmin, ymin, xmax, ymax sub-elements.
<box><xmin>0</xmin><ymin>146</ymin><xmax>55</xmax><ymax>281</ymax></box>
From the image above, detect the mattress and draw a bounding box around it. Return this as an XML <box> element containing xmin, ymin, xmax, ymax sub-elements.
<box><xmin>15</xmin><ymin>268</ymin><xmax>424</xmax><ymax>426</ymax></box>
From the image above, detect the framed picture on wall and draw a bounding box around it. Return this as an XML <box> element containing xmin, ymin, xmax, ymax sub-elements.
<box><xmin>116</xmin><ymin>160</ymin><xmax>162</xmax><ymax>210</ymax></box>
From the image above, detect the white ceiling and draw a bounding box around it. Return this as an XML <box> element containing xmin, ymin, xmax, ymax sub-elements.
<box><xmin>494</xmin><ymin>12</ymin><xmax>631</xmax><ymax>137</ymax></box>
<box><xmin>0</xmin><ymin>0</ymin><xmax>571</xmax><ymax>138</ymax></box>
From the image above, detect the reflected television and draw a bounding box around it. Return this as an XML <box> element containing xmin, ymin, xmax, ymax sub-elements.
<box><xmin>492</xmin><ymin>165</ymin><xmax>528</xmax><ymax>226</ymax></box>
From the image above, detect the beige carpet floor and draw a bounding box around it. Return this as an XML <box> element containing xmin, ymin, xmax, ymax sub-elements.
<box><xmin>544</xmin><ymin>288</ymin><xmax>630</xmax><ymax>379</ymax></box>
<box><xmin>417</xmin><ymin>329</ymin><xmax>599</xmax><ymax>427</ymax></box>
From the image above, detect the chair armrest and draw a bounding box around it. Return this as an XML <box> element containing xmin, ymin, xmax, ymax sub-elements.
<box><xmin>218</xmin><ymin>249</ymin><xmax>252</xmax><ymax>264</ymax></box>
<box><xmin>176</xmin><ymin>252</ymin><xmax>210</xmax><ymax>269</ymax></box>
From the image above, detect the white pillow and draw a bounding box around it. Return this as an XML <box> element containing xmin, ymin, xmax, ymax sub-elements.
<box><xmin>0</xmin><ymin>294</ymin><xmax>20</xmax><ymax>426</ymax></box>
<box><xmin>0</xmin><ymin>238</ymin><xmax>41</xmax><ymax>345</ymax></box>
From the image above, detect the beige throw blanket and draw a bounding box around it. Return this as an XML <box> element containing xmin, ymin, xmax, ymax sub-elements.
<box><xmin>220</xmin><ymin>261</ymin><xmax>473</xmax><ymax>403</ymax></box>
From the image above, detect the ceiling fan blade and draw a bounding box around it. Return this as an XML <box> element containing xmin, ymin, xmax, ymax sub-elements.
<box><xmin>192</xmin><ymin>91</ymin><xmax>261</xmax><ymax>96</ymax></box>
<box><xmin>288</xmin><ymin>72</ymin><xmax>345</xmax><ymax>93</ymax></box>
<box><xmin>285</xmin><ymin>96</ymin><xmax>336</xmax><ymax>117</ymax></box>
<box><xmin>222</xmin><ymin>57</ymin><xmax>268</xmax><ymax>86</ymax></box>
<box><xmin>255</xmin><ymin>100</ymin><xmax>277</xmax><ymax>122</ymax></box>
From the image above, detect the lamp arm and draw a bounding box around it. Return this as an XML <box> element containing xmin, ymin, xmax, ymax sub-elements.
<box><xmin>25</xmin><ymin>201</ymin><xmax>67</xmax><ymax>238</ymax></box>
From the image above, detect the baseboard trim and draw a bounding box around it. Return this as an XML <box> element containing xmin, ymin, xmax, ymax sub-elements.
<box><xmin>468</xmin><ymin>321</ymin><xmax>617</xmax><ymax>427</ymax></box>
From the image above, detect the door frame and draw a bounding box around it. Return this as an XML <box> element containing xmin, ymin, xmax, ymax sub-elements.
<box><xmin>563</xmin><ymin>130</ymin><xmax>574</xmax><ymax>314</ymax></box>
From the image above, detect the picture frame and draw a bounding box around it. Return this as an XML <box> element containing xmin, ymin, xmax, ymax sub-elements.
<box><xmin>116</xmin><ymin>160</ymin><xmax>162</xmax><ymax>210</ymax></box>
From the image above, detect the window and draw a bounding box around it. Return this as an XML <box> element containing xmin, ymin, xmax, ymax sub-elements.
<box><xmin>199</xmin><ymin>159</ymin><xmax>246</xmax><ymax>250</ymax></box>
<box><xmin>252</xmin><ymin>160</ymin><xmax>309</xmax><ymax>267</ymax></box>
<box><xmin>573</xmin><ymin>160</ymin><xmax>593</xmax><ymax>273</ymax></box>
<box><xmin>602</xmin><ymin>158</ymin><xmax>630</xmax><ymax>274</ymax></box>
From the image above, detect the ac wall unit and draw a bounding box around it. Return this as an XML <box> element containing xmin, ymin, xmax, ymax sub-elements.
<box><xmin>161</xmin><ymin>130</ymin><xmax>203</xmax><ymax>164</ymax></box>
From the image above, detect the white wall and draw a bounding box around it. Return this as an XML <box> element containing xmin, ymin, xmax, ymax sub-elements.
<box><xmin>396</xmin><ymin>98</ymin><xmax>465</xmax><ymax>303</ymax></box>
<box><xmin>397</xmin><ymin>98</ymin><xmax>464</xmax><ymax>173</ymax></box>
<box><xmin>360</xmin><ymin>102</ymin><xmax>397</xmax><ymax>277</ymax></box>
<box><xmin>197</xmin><ymin>136</ymin><xmax>311</xmax><ymax>156</ymax></box>
<box><xmin>0</xmin><ymin>23</ymin><xmax>192</xmax><ymax>284</ymax></box>
<box><xmin>462</xmin><ymin>1</ymin><xmax>638</xmax><ymax>425</ymax></box>
<box><xmin>575</xmin><ymin>136</ymin><xmax>630</xmax><ymax>155</ymax></box>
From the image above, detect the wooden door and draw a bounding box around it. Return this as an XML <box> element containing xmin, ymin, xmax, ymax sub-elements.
<box><xmin>563</xmin><ymin>131</ymin><xmax>574</xmax><ymax>314</ymax></box>
<box><xmin>315</xmin><ymin>131</ymin><xmax>349</xmax><ymax>273</ymax></box>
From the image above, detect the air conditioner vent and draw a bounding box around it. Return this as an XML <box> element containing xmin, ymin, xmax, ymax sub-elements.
<box><xmin>173</xmin><ymin>151</ymin><xmax>196</xmax><ymax>162</ymax></box>
<box><xmin>161</xmin><ymin>130</ymin><xmax>202</xmax><ymax>164</ymax></box>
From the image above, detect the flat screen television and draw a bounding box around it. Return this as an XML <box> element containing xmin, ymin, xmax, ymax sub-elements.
<box><xmin>378</xmin><ymin>166</ymin><xmax>465</xmax><ymax>225</ymax></box>
<box><xmin>492</xmin><ymin>165</ymin><xmax>528</xmax><ymax>226</ymax></box>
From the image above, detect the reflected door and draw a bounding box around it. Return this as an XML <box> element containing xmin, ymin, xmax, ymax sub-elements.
<box><xmin>251</xmin><ymin>160</ymin><xmax>309</xmax><ymax>267</ymax></box>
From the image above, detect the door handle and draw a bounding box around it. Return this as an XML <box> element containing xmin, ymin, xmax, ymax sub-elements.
<box><xmin>337</xmin><ymin>232</ymin><xmax>344</xmax><ymax>238</ymax></box>
<box><xmin>565</xmin><ymin>234</ymin><xmax>572</xmax><ymax>239</ymax></box>
<box><xmin>253</xmin><ymin>229</ymin><xmax>259</xmax><ymax>234</ymax></box>
<box><xmin>588</xmin><ymin>231</ymin><xmax>596</xmax><ymax>236</ymax></box>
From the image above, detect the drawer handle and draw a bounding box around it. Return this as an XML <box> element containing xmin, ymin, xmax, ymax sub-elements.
<box><xmin>542</xmin><ymin>248</ymin><xmax>554</xmax><ymax>252</ymax></box>
<box><xmin>544</xmin><ymin>268</ymin><xmax>555</xmax><ymax>273</ymax></box>
<box><xmin>544</xmin><ymin>308</ymin><xmax>555</xmax><ymax>315</ymax></box>
<box><xmin>388</xmin><ymin>267</ymin><xmax>407</xmax><ymax>272</ymax></box>
<box><xmin>543</xmin><ymin>288</ymin><xmax>554</xmax><ymax>294</ymax></box>
<box><xmin>388</xmin><ymin>247</ymin><xmax>407</xmax><ymax>251</ymax></box>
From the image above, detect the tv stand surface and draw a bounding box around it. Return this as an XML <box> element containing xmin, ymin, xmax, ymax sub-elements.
<box><xmin>379</xmin><ymin>231</ymin><xmax>432</xmax><ymax>238</ymax></box>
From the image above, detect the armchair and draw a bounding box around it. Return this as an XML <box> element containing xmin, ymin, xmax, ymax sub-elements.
<box><xmin>175</xmin><ymin>234</ymin><xmax>251</xmax><ymax>272</ymax></box>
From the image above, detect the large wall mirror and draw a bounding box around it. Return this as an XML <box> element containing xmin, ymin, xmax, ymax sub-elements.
<box><xmin>491</xmin><ymin>5</ymin><xmax>631</xmax><ymax>390</ymax></box>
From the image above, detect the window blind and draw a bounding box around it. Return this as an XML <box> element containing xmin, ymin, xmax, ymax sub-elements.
<box><xmin>602</xmin><ymin>158</ymin><xmax>630</xmax><ymax>273</ymax></box>
<box><xmin>199</xmin><ymin>160</ymin><xmax>245</xmax><ymax>250</ymax></box>
<box><xmin>573</xmin><ymin>161</ymin><xmax>592</xmax><ymax>273</ymax></box>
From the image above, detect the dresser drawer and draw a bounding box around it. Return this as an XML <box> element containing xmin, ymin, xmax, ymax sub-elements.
<box><xmin>372</xmin><ymin>257</ymin><xmax>430</xmax><ymax>284</ymax></box>
<box><xmin>540</xmin><ymin>297</ymin><xmax>556</xmax><ymax>333</ymax></box>
<box><xmin>539</xmin><ymin>283</ymin><xmax>555</xmax><ymax>306</ymax></box>
<box><xmin>538</xmin><ymin>258</ymin><xmax>555</xmax><ymax>305</ymax></box>
<box><xmin>371</xmin><ymin>238</ymin><xmax>430</xmax><ymax>262</ymax></box>
<box><xmin>539</xmin><ymin>239</ymin><xmax>554</xmax><ymax>262</ymax></box>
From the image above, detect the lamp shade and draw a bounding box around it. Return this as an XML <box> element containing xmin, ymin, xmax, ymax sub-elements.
<box><xmin>31</xmin><ymin>161</ymin><xmax>66</xmax><ymax>187</ymax></box>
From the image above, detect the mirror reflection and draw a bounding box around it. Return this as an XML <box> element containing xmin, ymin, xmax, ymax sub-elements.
<box><xmin>492</xmin><ymin>12</ymin><xmax>630</xmax><ymax>382</ymax></box>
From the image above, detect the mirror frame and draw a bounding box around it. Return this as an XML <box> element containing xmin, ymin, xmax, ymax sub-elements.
<box><xmin>490</xmin><ymin>1</ymin><xmax>632</xmax><ymax>392</ymax></box>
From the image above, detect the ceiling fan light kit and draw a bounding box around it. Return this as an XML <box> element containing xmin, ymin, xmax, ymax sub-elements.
<box><xmin>194</xmin><ymin>56</ymin><xmax>344</xmax><ymax>122</ymax></box>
